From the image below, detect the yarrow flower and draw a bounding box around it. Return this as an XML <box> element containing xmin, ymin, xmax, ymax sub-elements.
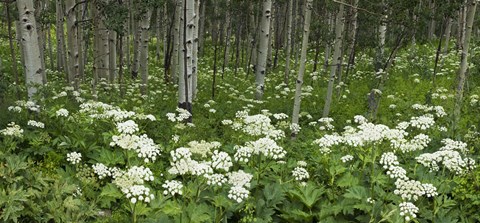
<box><xmin>27</xmin><ymin>120</ymin><xmax>45</xmax><ymax>128</ymax></box>
<box><xmin>205</xmin><ymin>173</ymin><xmax>227</xmax><ymax>186</ymax></box>
<box><xmin>67</xmin><ymin>152</ymin><xmax>82</xmax><ymax>164</ymax></box>
<box><xmin>123</xmin><ymin>185</ymin><xmax>155</xmax><ymax>204</ymax></box>
<box><xmin>56</xmin><ymin>108</ymin><xmax>69</xmax><ymax>117</ymax></box>
<box><xmin>292</xmin><ymin>167</ymin><xmax>310</xmax><ymax>181</ymax></box>
<box><xmin>399</xmin><ymin>202</ymin><xmax>419</xmax><ymax>222</ymax></box>
<box><xmin>0</xmin><ymin>122</ymin><xmax>24</xmax><ymax>137</ymax></box>
<box><xmin>341</xmin><ymin>155</ymin><xmax>354</xmax><ymax>163</ymax></box>
<box><xmin>116</xmin><ymin>120</ymin><xmax>139</xmax><ymax>134</ymax></box>
<box><xmin>228</xmin><ymin>186</ymin><xmax>250</xmax><ymax>203</ymax></box>
<box><xmin>211</xmin><ymin>150</ymin><xmax>233</xmax><ymax>172</ymax></box>
<box><xmin>162</xmin><ymin>180</ymin><xmax>183</xmax><ymax>196</ymax></box>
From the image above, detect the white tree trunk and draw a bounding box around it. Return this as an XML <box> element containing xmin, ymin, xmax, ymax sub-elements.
<box><xmin>284</xmin><ymin>0</ymin><xmax>293</xmax><ymax>85</ymax></box>
<box><xmin>443</xmin><ymin>18</ymin><xmax>453</xmax><ymax>55</ymax></box>
<box><xmin>139</xmin><ymin>9</ymin><xmax>153</xmax><ymax>95</ymax></box>
<box><xmin>172</xmin><ymin>0</ymin><xmax>182</xmax><ymax>83</ymax></box>
<box><xmin>254</xmin><ymin>0</ymin><xmax>272</xmax><ymax>100</ymax></box>
<box><xmin>291</xmin><ymin>0</ymin><xmax>313</xmax><ymax>138</ymax></box>
<box><xmin>65</xmin><ymin>0</ymin><xmax>79</xmax><ymax>88</ymax></box>
<box><xmin>56</xmin><ymin>0</ymin><xmax>67</xmax><ymax>74</ymax></box>
<box><xmin>192</xmin><ymin>0</ymin><xmax>200</xmax><ymax>99</ymax></box>
<box><xmin>185</xmin><ymin>0</ymin><xmax>194</xmax><ymax>102</ymax></box>
<box><xmin>109</xmin><ymin>31</ymin><xmax>117</xmax><ymax>83</ymax></box>
<box><xmin>93</xmin><ymin>4</ymin><xmax>109</xmax><ymax>83</ymax></box>
<box><xmin>323</xmin><ymin>2</ymin><xmax>345</xmax><ymax>117</ymax></box>
<box><xmin>17</xmin><ymin>0</ymin><xmax>45</xmax><ymax>99</ymax></box>
<box><xmin>453</xmin><ymin>0</ymin><xmax>477</xmax><ymax>134</ymax></box>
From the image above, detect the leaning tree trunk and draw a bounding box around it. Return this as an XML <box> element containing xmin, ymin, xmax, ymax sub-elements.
<box><xmin>322</xmin><ymin>2</ymin><xmax>345</xmax><ymax>118</ymax></box>
<box><xmin>65</xmin><ymin>0</ymin><xmax>80</xmax><ymax>88</ymax></box>
<box><xmin>453</xmin><ymin>0</ymin><xmax>477</xmax><ymax>135</ymax></box>
<box><xmin>291</xmin><ymin>0</ymin><xmax>313</xmax><ymax>139</ymax></box>
<box><xmin>254</xmin><ymin>0</ymin><xmax>272</xmax><ymax>100</ymax></box>
<box><xmin>16</xmin><ymin>0</ymin><xmax>45</xmax><ymax>99</ymax></box>
<box><xmin>284</xmin><ymin>0</ymin><xmax>293</xmax><ymax>85</ymax></box>
<box><xmin>139</xmin><ymin>9</ymin><xmax>153</xmax><ymax>95</ymax></box>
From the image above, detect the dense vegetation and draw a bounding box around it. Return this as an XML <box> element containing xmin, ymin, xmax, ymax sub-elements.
<box><xmin>1</xmin><ymin>0</ymin><xmax>480</xmax><ymax>222</ymax></box>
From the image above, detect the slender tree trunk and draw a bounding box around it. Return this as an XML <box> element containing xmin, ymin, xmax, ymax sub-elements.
<box><xmin>343</xmin><ymin>0</ymin><xmax>359</xmax><ymax>84</ymax></box>
<box><xmin>254</xmin><ymin>0</ymin><xmax>272</xmax><ymax>100</ymax></box>
<box><xmin>109</xmin><ymin>31</ymin><xmax>117</xmax><ymax>83</ymax></box>
<box><xmin>427</xmin><ymin>0</ymin><xmax>436</xmax><ymax>40</ymax></box>
<box><xmin>322</xmin><ymin>2</ymin><xmax>345</xmax><ymax>117</ymax></box>
<box><xmin>172</xmin><ymin>0</ymin><xmax>182</xmax><ymax>83</ymax></box>
<box><xmin>192</xmin><ymin>0</ymin><xmax>200</xmax><ymax>99</ymax></box>
<box><xmin>156</xmin><ymin>7</ymin><xmax>162</xmax><ymax>61</ymax></box>
<box><xmin>291</xmin><ymin>0</ymin><xmax>313</xmax><ymax>139</ymax></box>
<box><xmin>5</xmin><ymin>3</ymin><xmax>19</xmax><ymax>87</ymax></box>
<box><xmin>198</xmin><ymin>0</ymin><xmax>206</xmax><ymax>56</ymax></box>
<box><xmin>453</xmin><ymin>0</ymin><xmax>477</xmax><ymax>135</ymax></box>
<box><xmin>56</xmin><ymin>0</ymin><xmax>67</xmax><ymax>75</ymax></box>
<box><xmin>93</xmin><ymin>3</ymin><xmax>109</xmax><ymax>84</ymax></box>
<box><xmin>456</xmin><ymin>3</ymin><xmax>467</xmax><ymax>51</ymax></box>
<box><xmin>66</xmin><ymin>0</ymin><xmax>80</xmax><ymax>88</ymax></box>
<box><xmin>139</xmin><ymin>9</ymin><xmax>153</xmax><ymax>95</ymax></box>
<box><xmin>16</xmin><ymin>0</ymin><xmax>45</xmax><ymax>99</ymax></box>
<box><xmin>222</xmin><ymin>0</ymin><xmax>231</xmax><ymax>77</ymax></box>
<box><xmin>78</xmin><ymin>1</ymin><xmax>88</xmax><ymax>81</ymax></box>
<box><xmin>442</xmin><ymin>17</ymin><xmax>453</xmax><ymax>55</ymax></box>
<box><xmin>35</xmin><ymin>1</ymin><xmax>46</xmax><ymax>84</ymax></box>
<box><xmin>324</xmin><ymin>12</ymin><xmax>333</xmax><ymax>73</ymax></box>
<box><xmin>284</xmin><ymin>0</ymin><xmax>293</xmax><ymax>85</ymax></box>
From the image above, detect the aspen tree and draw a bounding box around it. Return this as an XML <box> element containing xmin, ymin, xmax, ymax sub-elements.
<box><xmin>56</xmin><ymin>0</ymin><xmax>67</xmax><ymax>74</ymax></box>
<box><xmin>192</xmin><ymin>0</ymin><xmax>200</xmax><ymax>99</ymax></box>
<box><xmin>16</xmin><ymin>0</ymin><xmax>45</xmax><ymax>99</ymax></box>
<box><xmin>323</xmin><ymin>1</ymin><xmax>345</xmax><ymax>117</ymax></box>
<box><xmin>284</xmin><ymin>0</ymin><xmax>293</xmax><ymax>85</ymax></box>
<box><xmin>254</xmin><ymin>0</ymin><xmax>272</xmax><ymax>100</ymax></box>
<box><xmin>453</xmin><ymin>0</ymin><xmax>477</xmax><ymax>135</ymax></box>
<box><xmin>291</xmin><ymin>0</ymin><xmax>312</xmax><ymax>139</ymax></box>
<box><xmin>139</xmin><ymin>8</ymin><xmax>153</xmax><ymax>95</ymax></box>
<box><xmin>65</xmin><ymin>0</ymin><xmax>80</xmax><ymax>88</ymax></box>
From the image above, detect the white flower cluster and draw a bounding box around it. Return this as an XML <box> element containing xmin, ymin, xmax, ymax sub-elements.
<box><xmin>341</xmin><ymin>155</ymin><xmax>354</xmax><ymax>163</ymax></box>
<box><xmin>27</xmin><ymin>120</ymin><xmax>45</xmax><ymax>128</ymax></box>
<box><xmin>113</xmin><ymin>166</ymin><xmax>154</xmax><ymax>190</ymax></box>
<box><xmin>313</xmin><ymin>134</ymin><xmax>343</xmax><ymax>154</ymax></box>
<box><xmin>411</xmin><ymin>104</ymin><xmax>447</xmax><ymax>118</ymax></box>
<box><xmin>67</xmin><ymin>152</ymin><xmax>82</xmax><ymax>164</ymax></box>
<box><xmin>409</xmin><ymin>114</ymin><xmax>435</xmax><ymax>130</ymax></box>
<box><xmin>14</xmin><ymin>100</ymin><xmax>40</xmax><ymax>112</ymax></box>
<box><xmin>166</xmin><ymin>108</ymin><xmax>191</xmax><ymax>122</ymax></box>
<box><xmin>92</xmin><ymin>163</ymin><xmax>112</xmax><ymax>179</ymax></box>
<box><xmin>394</xmin><ymin>179</ymin><xmax>437</xmax><ymax>201</ymax></box>
<box><xmin>292</xmin><ymin>167</ymin><xmax>310</xmax><ymax>181</ymax></box>
<box><xmin>354</xmin><ymin>115</ymin><xmax>368</xmax><ymax>124</ymax></box>
<box><xmin>230</xmin><ymin>110</ymin><xmax>285</xmax><ymax>139</ymax></box>
<box><xmin>79</xmin><ymin>101</ymin><xmax>150</xmax><ymax>121</ymax></box>
<box><xmin>162</xmin><ymin>180</ymin><xmax>183</xmax><ymax>196</ymax></box>
<box><xmin>205</xmin><ymin>173</ymin><xmax>227</xmax><ymax>186</ymax></box>
<box><xmin>380</xmin><ymin>152</ymin><xmax>407</xmax><ymax>180</ymax></box>
<box><xmin>391</xmin><ymin>134</ymin><xmax>431</xmax><ymax>153</ymax></box>
<box><xmin>439</xmin><ymin>138</ymin><xmax>468</xmax><ymax>153</ymax></box>
<box><xmin>187</xmin><ymin>140</ymin><xmax>222</xmax><ymax>158</ymax></box>
<box><xmin>228</xmin><ymin>186</ymin><xmax>250</xmax><ymax>203</ymax></box>
<box><xmin>168</xmin><ymin>147</ymin><xmax>214</xmax><ymax>176</ymax></box>
<box><xmin>8</xmin><ymin>106</ymin><xmax>22</xmax><ymax>113</ymax></box>
<box><xmin>399</xmin><ymin>202</ymin><xmax>419</xmax><ymax>222</ymax></box>
<box><xmin>0</xmin><ymin>122</ymin><xmax>24</xmax><ymax>137</ymax></box>
<box><xmin>290</xmin><ymin>123</ymin><xmax>301</xmax><ymax>134</ymax></box>
<box><xmin>318</xmin><ymin>117</ymin><xmax>335</xmax><ymax>131</ymax></box>
<box><xmin>273</xmin><ymin>113</ymin><xmax>288</xmax><ymax>120</ymax></box>
<box><xmin>116</xmin><ymin>120</ymin><xmax>139</xmax><ymax>134</ymax></box>
<box><xmin>56</xmin><ymin>108</ymin><xmax>69</xmax><ymax>117</ymax></box>
<box><xmin>226</xmin><ymin>170</ymin><xmax>253</xmax><ymax>203</ymax></box>
<box><xmin>245</xmin><ymin>137</ymin><xmax>287</xmax><ymax>159</ymax></box>
<box><xmin>416</xmin><ymin>139</ymin><xmax>475</xmax><ymax>174</ymax></box>
<box><xmin>211</xmin><ymin>150</ymin><xmax>233</xmax><ymax>171</ymax></box>
<box><xmin>110</xmin><ymin>134</ymin><xmax>161</xmax><ymax>163</ymax></box>
<box><xmin>123</xmin><ymin>185</ymin><xmax>155</xmax><ymax>204</ymax></box>
<box><xmin>234</xmin><ymin>146</ymin><xmax>252</xmax><ymax>162</ymax></box>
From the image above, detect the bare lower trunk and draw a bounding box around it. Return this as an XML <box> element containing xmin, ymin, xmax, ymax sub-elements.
<box><xmin>254</xmin><ymin>0</ymin><xmax>272</xmax><ymax>100</ymax></box>
<box><xmin>323</xmin><ymin>3</ymin><xmax>345</xmax><ymax>117</ymax></box>
<box><xmin>453</xmin><ymin>0</ymin><xmax>477</xmax><ymax>135</ymax></box>
<box><xmin>284</xmin><ymin>0</ymin><xmax>293</xmax><ymax>85</ymax></box>
<box><xmin>291</xmin><ymin>0</ymin><xmax>313</xmax><ymax>139</ymax></box>
<box><xmin>17</xmin><ymin>0</ymin><xmax>45</xmax><ymax>99</ymax></box>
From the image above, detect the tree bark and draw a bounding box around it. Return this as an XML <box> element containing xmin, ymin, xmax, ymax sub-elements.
<box><xmin>291</xmin><ymin>0</ymin><xmax>313</xmax><ymax>139</ymax></box>
<box><xmin>323</xmin><ymin>2</ymin><xmax>345</xmax><ymax>117</ymax></box>
<box><xmin>66</xmin><ymin>0</ymin><xmax>80</xmax><ymax>88</ymax></box>
<box><xmin>56</xmin><ymin>0</ymin><xmax>67</xmax><ymax>76</ymax></box>
<box><xmin>284</xmin><ymin>0</ymin><xmax>293</xmax><ymax>85</ymax></box>
<box><xmin>139</xmin><ymin>9</ymin><xmax>153</xmax><ymax>95</ymax></box>
<box><xmin>16</xmin><ymin>0</ymin><xmax>45</xmax><ymax>99</ymax></box>
<box><xmin>453</xmin><ymin>0</ymin><xmax>477</xmax><ymax>135</ymax></box>
<box><xmin>254</xmin><ymin>0</ymin><xmax>272</xmax><ymax>100</ymax></box>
